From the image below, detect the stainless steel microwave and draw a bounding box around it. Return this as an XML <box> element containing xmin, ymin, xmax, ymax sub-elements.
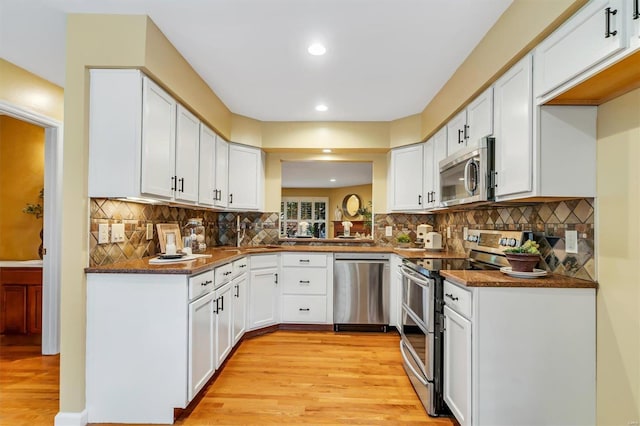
<box><xmin>439</xmin><ymin>137</ymin><xmax>495</xmax><ymax>207</ymax></box>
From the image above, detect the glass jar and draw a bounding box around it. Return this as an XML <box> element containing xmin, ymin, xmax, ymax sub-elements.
<box><xmin>183</xmin><ymin>218</ymin><xmax>206</xmax><ymax>252</ymax></box>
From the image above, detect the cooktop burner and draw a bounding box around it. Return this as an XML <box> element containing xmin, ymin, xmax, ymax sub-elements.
<box><xmin>402</xmin><ymin>257</ymin><xmax>471</xmax><ymax>276</ymax></box>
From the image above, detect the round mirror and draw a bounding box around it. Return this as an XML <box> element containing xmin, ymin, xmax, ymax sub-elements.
<box><xmin>342</xmin><ymin>194</ymin><xmax>362</xmax><ymax>219</ymax></box>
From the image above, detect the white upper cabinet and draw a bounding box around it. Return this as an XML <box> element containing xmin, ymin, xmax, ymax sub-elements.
<box><xmin>446</xmin><ymin>88</ymin><xmax>493</xmax><ymax>157</ymax></box>
<box><xmin>140</xmin><ymin>76</ymin><xmax>177</xmax><ymax>200</ymax></box>
<box><xmin>493</xmin><ymin>54</ymin><xmax>533</xmax><ymax>198</ymax></box>
<box><xmin>389</xmin><ymin>144</ymin><xmax>424</xmax><ymax>211</ymax></box>
<box><xmin>198</xmin><ymin>125</ymin><xmax>217</xmax><ymax>206</ymax></box>
<box><xmin>213</xmin><ymin>138</ymin><xmax>229</xmax><ymax>209</ymax></box>
<box><xmin>228</xmin><ymin>144</ymin><xmax>264</xmax><ymax>211</ymax></box>
<box><xmin>446</xmin><ymin>109</ymin><xmax>467</xmax><ymax>156</ymax></box>
<box><xmin>423</xmin><ymin>126</ymin><xmax>447</xmax><ymax>209</ymax></box>
<box><xmin>534</xmin><ymin>0</ymin><xmax>626</xmax><ymax>100</ymax></box>
<box><xmin>175</xmin><ymin>105</ymin><xmax>200</xmax><ymax>203</ymax></box>
<box><xmin>631</xmin><ymin>0</ymin><xmax>640</xmax><ymax>48</ymax></box>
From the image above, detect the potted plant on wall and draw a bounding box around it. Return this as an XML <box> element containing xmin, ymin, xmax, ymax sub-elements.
<box><xmin>504</xmin><ymin>240</ymin><xmax>541</xmax><ymax>272</ymax></box>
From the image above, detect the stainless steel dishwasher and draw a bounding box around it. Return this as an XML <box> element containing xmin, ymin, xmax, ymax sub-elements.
<box><xmin>333</xmin><ymin>253</ymin><xmax>390</xmax><ymax>332</ymax></box>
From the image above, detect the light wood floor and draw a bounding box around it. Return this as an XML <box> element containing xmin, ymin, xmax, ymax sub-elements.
<box><xmin>0</xmin><ymin>331</ymin><xmax>454</xmax><ymax>425</ymax></box>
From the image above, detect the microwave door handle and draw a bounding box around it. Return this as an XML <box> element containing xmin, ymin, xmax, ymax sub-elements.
<box><xmin>463</xmin><ymin>159</ymin><xmax>473</xmax><ymax>195</ymax></box>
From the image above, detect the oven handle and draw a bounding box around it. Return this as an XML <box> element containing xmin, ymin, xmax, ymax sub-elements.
<box><xmin>400</xmin><ymin>266</ymin><xmax>432</xmax><ymax>288</ymax></box>
<box><xmin>400</xmin><ymin>341</ymin><xmax>427</xmax><ymax>386</ymax></box>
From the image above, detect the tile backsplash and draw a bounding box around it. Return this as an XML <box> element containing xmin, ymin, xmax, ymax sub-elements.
<box><xmin>90</xmin><ymin>197</ymin><xmax>596</xmax><ymax>280</ymax></box>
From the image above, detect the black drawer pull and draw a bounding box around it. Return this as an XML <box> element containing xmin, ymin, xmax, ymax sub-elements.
<box><xmin>200</xmin><ymin>280</ymin><xmax>212</xmax><ymax>286</ymax></box>
<box><xmin>299</xmin><ymin>308</ymin><xmax>310</xmax><ymax>312</ymax></box>
<box><xmin>299</xmin><ymin>280</ymin><xmax>310</xmax><ymax>284</ymax></box>
<box><xmin>445</xmin><ymin>293</ymin><xmax>459</xmax><ymax>301</ymax></box>
<box><xmin>299</xmin><ymin>259</ymin><xmax>310</xmax><ymax>263</ymax></box>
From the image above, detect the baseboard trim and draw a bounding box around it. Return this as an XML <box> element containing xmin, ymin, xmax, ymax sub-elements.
<box><xmin>54</xmin><ymin>410</ymin><xmax>88</xmax><ymax>426</ymax></box>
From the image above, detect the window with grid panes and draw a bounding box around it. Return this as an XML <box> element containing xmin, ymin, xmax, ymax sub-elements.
<box><xmin>280</xmin><ymin>197</ymin><xmax>328</xmax><ymax>238</ymax></box>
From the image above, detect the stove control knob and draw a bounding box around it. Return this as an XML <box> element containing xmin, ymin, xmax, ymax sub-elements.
<box><xmin>508</xmin><ymin>238</ymin><xmax>517</xmax><ymax>247</ymax></box>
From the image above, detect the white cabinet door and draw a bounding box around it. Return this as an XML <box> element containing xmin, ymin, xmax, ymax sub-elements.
<box><xmin>175</xmin><ymin>105</ymin><xmax>200</xmax><ymax>203</ymax></box>
<box><xmin>198</xmin><ymin>125</ymin><xmax>217</xmax><ymax>206</ymax></box>
<box><xmin>534</xmin><ymin>0</ymin><xmax>626</xmax><ymax>98</ymax></box>
<box><xmin>249</xmin><ymin>267</ymin><xmax>279</xmax><ymax>329</ymax></box>
<box><xmin>466</xmin><ymin>87</ymin><xmax>493</xmax><ymax>145</ymax></box>
<box><xmin>188</xmin><ymin>291</ymin><xmax>215</xmax><ymax>402</ymax></box>
<box><xmin>141</xmin><ymin>77</ymin><xmax>176</xmax><ymax>199</ymax></box>
<box><xmin>389</xmin><ymin>144</ymin><xmax>424</xmax><ymax>211</ymax></box>
<box><xmin>494</xmin><ymin>54</ymin><xmax>533</xmax><ymax>198</ymax></box>
<box><xmin>444</xmin><ymin>305</ymin><xmax>472</xmax><ymax>426</ymax></box>
<box><xmin>446</xmin><ymin>109</ymin><xmax>468</xmax><ymax>157</ymax></box>
<box><xmin>215</xmin><ymin>282</ymin><xmax>233</xmax><ymax>368</ymax></box>
<box><xmin>228</xmin><ymin>144</ymin><xmax>262</xmax><ymax>210</ymax></box>
<box><xmin>432</xmin><ymin>126</ymin><xmax>448</xmax><ymax>207</ymax></box>
<box><xmin>232</xmin><ymin>274</ymin><xmax>247</xmax><ymax>345</ymax></box>
<box><xmin>213</xmin><ymin>138</ymin><xmax>229</xmax><ymax>208</ymax></box>
<box><xmin>632</xmin><ymin>0</ymin><xmax>640</xmax><ymax>48</ymax></box>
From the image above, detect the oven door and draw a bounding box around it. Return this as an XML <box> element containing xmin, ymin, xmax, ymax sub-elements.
<box><xmin>400</xmin><ymin>338</ymin><xmax>436</xmax><ymax>415</ymax></box>
<box><xmin>400</xmin><ymin>306</ymin><xmax>434</xmax><ymax>381</ymax></box>
<box><xmin>400</xmin><ymin>266</ymin><xmax>435</xmax><ymax>333</ymax></box>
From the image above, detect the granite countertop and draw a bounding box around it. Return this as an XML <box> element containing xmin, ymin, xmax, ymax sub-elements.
<box><xmin>441</xmin><ymin>270</ymin><xmax>597</xmax><ymax>289</ymax></box>
<box><xmin>85</xmin><ymin>245</ymin><xmax>468</xmax><ymax>274</ymax></box>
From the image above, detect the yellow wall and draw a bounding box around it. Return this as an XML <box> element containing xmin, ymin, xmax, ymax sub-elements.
<box><xmin>0</xmin><ymin>116</ymin><xmax>44</xmax><ymax>260</ymax></box>
<box><xmin>596</xmin><ymin>88</ymin><xmax>640</xmax><ymax>425</ymax></box>
<box><xmin>230</xmin><ymin>114</ymin><xmax>262</xmax><ymax>147</ymax></box>
<box><xmin>390</xmin><ymin>114</ymin><xmax>422</xmax><ymax>147</ymax></box>
<box><xmin>0</xmin><ymin>59</ymin><xmax>64</xmax><ymax>121</ymax></box>
<box><xmin>282</xmin><ymin>184</ymin><xmax>373</xmax><ymax>237</ymax></box>
<box><xmin>420</xmin><ymin>0</ymin><xmax>586</xmax><ymax>140</ymax></box>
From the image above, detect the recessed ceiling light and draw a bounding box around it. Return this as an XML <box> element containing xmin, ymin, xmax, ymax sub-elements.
<box><xmin>322</xmin><ymin>149</ymin><xmax>332</xmax><ymax>153</ymax></box>
<box><xmin>308</xmin><ymin>43</ymin><xmax>326</xmax><ymax>56</ymax></box>
<box><xmin>330</xmin><ymin>178</ymin><xmax>336</xmax><ymax>182</ymax></box>
<box><xmin>315</xmin><ymin>104</ymin><xmax>328</xmax><ymax>112</ymax></box>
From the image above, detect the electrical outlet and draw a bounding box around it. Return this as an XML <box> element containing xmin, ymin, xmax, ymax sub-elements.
<box><xmin>385</xmin><ymin>226</ymin><xmax>393</xmax><ymax>237</ymax></box>
<box><xmin>463</xmin><ymin>227</ymin><xmax>468</xmax><ymax>240</ymax></box>
<box><xmin>566</xmin><ymin>230</ymin><xmax>578</xmax><ymax>254</ymax></box>
<box><xmin>98</xmin><ymin>224</ymin><xmax>109</xmax><ymax>244</ymax></box>
<box><xmin>146</xmin><ymin>223</ymin><xmax>153</xmax><ymax>240</ymax></box>
<box><xmin>447</xmin><ymin>226</ymin><xmax>452</xmax><ymax>239</ymax></box>
<box><xmin>111</xmin><ymin>223</ymin><xmax>125</xmax><ymax>243</ymax></box>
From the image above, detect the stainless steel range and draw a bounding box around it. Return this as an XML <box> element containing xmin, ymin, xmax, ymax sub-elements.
<box><xmin>399</xmin><ymin>228</ymin><xmax>533</xmax><ymax>417</ymax></box>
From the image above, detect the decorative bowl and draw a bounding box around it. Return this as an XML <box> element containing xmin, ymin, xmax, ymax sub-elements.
<box><xmin>505</xmin><ymin>253</ymin><xmax>540</xmax><ymax>272</ymax></box>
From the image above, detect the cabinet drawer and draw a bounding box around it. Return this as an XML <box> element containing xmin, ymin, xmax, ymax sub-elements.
<box><xmin>250</xmin><ymin>254</ymin><xmax>278</xmax><ymax>269</ymax></box>
<box><xmin>188</xmin><ymin>270</ymin><xmax>214</xmax><ymax>301</ymax></box>
<box><xmin>232</xmin><ymin>257</ymin><xmax>248</xmax><ymax>277</ymax></box>
<box><xmin>443</xmin><ymin>280</ymin><xmax>472</xmax><ymax>319</ymax></box>
<box><xmin>282</xmin><ymin>268</ymin><xmax>327</xmax><ymax>295</ymax></box>
<box><xmin>282</xmin><ymin>253</ymin><xmax>327</xmax><ymax>267</ymax></box>
<box><xmin>215</xmin><ymin>263</ymin><xmax>233</xmax><ymax>287</ymax></box>
<box><xmin>282</xmin><ymin>295</ymin><xmax>327</xmax><ymax>323</ymax></box>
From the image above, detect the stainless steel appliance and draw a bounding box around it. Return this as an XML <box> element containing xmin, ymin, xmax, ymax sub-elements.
<box><xmin>333</xmin><ymin>253</ymin><xmax>390</xmax><ymax>332</ymax></box>
<box><xmin>400</xmin><ymin>228</ymin><xmax>532</xmax><ymax>417</ymax></box>
<box><xmin>439</xmin><ymin>137</ymin><xmax>495</xmax><ymax>207</ymax></box>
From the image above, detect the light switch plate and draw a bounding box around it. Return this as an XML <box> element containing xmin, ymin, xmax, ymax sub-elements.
<box><xmin>463</xmin><ymin>227</ymin><xmax>468</xmax><ymax>240</ymax></box>
<box><xmin>385</xmin><ymin>226</ymin><xmax>393</xmax><ymax>237</ymax></box>
<box><xmin>98</xmin><ymin>224</ymin><xmax>109</xmax><ymax>244</ymax></box>
<box><xmin>111</xmin><ymin>223</ymin><xmax>125</xmax><ymax>243</ymax></box>
<box><xmin>565</xmin><ymin>230</ymin><xmax>578</xmax><ymax>253</ymax></box>
<box><xmin>146</xmin><ymin>223</ymin><xmax>153</xmax><ymax>240</ymax></box>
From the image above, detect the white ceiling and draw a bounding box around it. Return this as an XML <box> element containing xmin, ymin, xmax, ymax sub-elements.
<box><xmin>0</xmin><ymin>0</ymin><xmax>512</xmax><ymax>122</ymax></box>
<box><xmin>281</xmin><ymin>161</ymin><xmax>372</xmax><ymax>188</ymax></box>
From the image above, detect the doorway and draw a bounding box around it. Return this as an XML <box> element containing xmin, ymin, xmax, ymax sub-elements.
<box><xmin>0</xmin><ymin>100</ymin><xmax>62</xmax><ymax>355</ymax></box>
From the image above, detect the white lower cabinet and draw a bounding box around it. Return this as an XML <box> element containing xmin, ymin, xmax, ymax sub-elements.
<box><xmin>443</xmin><ymin>305</ymin><xmax>471</xmax><ymax>426</ymax></box>
<box><xmin>214</xmin><ymin>281</ymin><xmax>233</xmax><ymax>368</ymax></box>
<box><xmin>442</xmin><ymin>279</ymin><xmax>596</xmax><ymax>426</ymax></box>
<box><xmin>281</xmin><ymin>252</ymin><xmax>333</xmax><ymax>324</ymax></box>
<box><xmin>188</xmin><ymin>290</ymin><xmax>216</xmax><ymax>402</ymax></box>
<box><xmin>248</xmin><ymin>254</ymin><xmax>280</xmax><ymax>330</ymax></box>
<box><xmin>232</xmin><ymin>273</ymin><xmax>247</xmax><ymax>345</ymax></box>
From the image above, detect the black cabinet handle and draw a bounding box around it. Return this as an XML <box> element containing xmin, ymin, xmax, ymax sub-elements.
<box><xmin>634</xmin><ymin>0</ymin><xmax>639</xmax><ymax>19</ymax></box>
<box><xmin>418</xmin><ymin>194</ymin><xmax>422</xmax><ymax>205</ymax></box>
<box><xmin>234</xmin><ymin>284</ymin><xmax>239</xmax><ymax>298</ymax></box>
<box><xmin>445</xmin><ymin>293</ymin><xmax>459</xmax><ymax>301</ymax></box>
<box><xmin>220</xmin><ymin>295</ymin><xmax>224</xmax><ymax>311</ymax></box>
<box><xmin>299</xmin><ymin>280</ymin><xmax>310</xmax><ymax>284</ymax></box>
<box><xmin>274</xmin><ymin>273</ymin><xmax>278</xmax><ymax>284</ymax></box>
<box><xmin>299</xmin><ymin>259</ymin><xmax>310</xmax><ymax>263</ymax></box>
<box><xmin>229</xmin><ymin>193</ymin><xmax>233</xmax><ymax>204</ymax></box>
<box><xmin>201</xmin><ymin>280</ymin><xmax>212</xmax><ymax>287</ymax></box>
<box><xmin>299</xmin><ymin>308</ymin><xmax>310</xmax><ymax>312</ymax></box>
<box><xmin>178</xmin><ymin>177</ymin><xmax>184</xmax><ymax>192</ymax></box>
<box><xmin>605</xmin><ymin>7</ymin><xmax>618</xmax><ymax>38</ymax></box>
<box><xmin>463</xmin><ymin>124</ymin><xmax>469</xmax><ymax>140</ymax></box>
<box><xmin>457</xmin><ymin>129</ymin><xmax>463</xmax><ymax>144</ymax></box>
<box><xmin>214</xmin><ymin>297</ymin><xmax>220</xmax><ymax>314</ymax></box>
<box><xmin>171</xmin><ymin>176</ymin><xmax>177</xmax><ymax>191</ymax></box>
